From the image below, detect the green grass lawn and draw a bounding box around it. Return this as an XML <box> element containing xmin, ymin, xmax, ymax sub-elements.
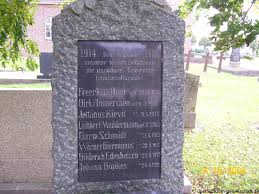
<box><xmin>184</xmin><ymin>65</ymin><xmax>259</xmax><ymax>192</ymax></box>
<box><xmin>0</xmin><ymin>83</ymin><xmax>51</xmax><ymax>89</ymax></box>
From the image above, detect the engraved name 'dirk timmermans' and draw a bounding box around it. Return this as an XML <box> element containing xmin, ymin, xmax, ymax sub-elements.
<box><xmin>78</xmin><ymin>41</ymin><xmax>163</xmax><ymax>182</ymax></box>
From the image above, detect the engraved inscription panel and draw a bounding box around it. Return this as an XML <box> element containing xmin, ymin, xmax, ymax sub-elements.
<box><xmin>78</xmin><ymin>41</ymin><xmax>162</xmax><ymax>182</ymax></box>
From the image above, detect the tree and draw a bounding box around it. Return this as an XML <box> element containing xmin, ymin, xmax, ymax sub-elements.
<box><xmin>0</xmin><ymin>0</ymin><xmax>39</xmax><ymax>71</ymax></box>
<box><xmin>178</xmin><ymin>0</ymin><xmax>259</xmax><ymax>52</ymax></box>
<box><xmin>199</xmin><ymin>37</ymin><xmax>212</xmax><ymax>50</ymax></box>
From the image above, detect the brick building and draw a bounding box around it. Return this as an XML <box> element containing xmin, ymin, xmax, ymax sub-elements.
<box><xmin>27</xmin><ymin>0</ymin><xmax>62</xmax><ymax>53</ymax></box>
<box><xmin>28</xmin><ymin>0</ymin><xmax>191</xmax><ymax>53</ymax></box>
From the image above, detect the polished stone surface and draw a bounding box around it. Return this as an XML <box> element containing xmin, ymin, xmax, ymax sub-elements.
<box><xmin>78</xmin><ymin>41</ymin><xmax>163</xmax><ymax>182</ymax></box>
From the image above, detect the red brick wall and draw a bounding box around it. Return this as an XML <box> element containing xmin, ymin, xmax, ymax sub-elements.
<box><xmin>27</xmin><ymin>4</ymin><xmax>61</xmax><ymax>53</ymax></box>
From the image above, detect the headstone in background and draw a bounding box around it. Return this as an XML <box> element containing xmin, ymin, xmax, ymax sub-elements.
<box><xmin>229</xmin><ymin>48</ymin><xmax>241</xmax><ymax>68</ymax></box>
<box><xmin>37</xmin><ymin>52</ymin><xmax>53</xmax><ymax>79</ymax></box>
<box><xmin>52</xmin><ymin>0</ymin><xmax>185</xmax><ymax>193</ymax></box>
<box><xmin>184</xmin><ymin>73</ymin><xmax>200</xmax><ymax>130</ymax></box>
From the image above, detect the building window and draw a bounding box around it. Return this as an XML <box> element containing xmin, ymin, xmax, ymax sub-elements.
<box><xmin>45</xmin><ymin>17</ymin><xmax>52</xmax><ymax>40</ymax></box>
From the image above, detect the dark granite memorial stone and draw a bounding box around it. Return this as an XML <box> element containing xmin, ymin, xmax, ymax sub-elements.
<box><xmin>78</xmin><ymin>41</ymin><xmax>163</xmax><ymax>182</ymax></box>
<box><xmin>52</xmin><ymin>0</ymin><xmax>185</xmax><ymax>193</ymax></box>
<box><xmin>37</xmin><ymin>52</ymin><xmax>53</xmax><ymax>79</ymax></box>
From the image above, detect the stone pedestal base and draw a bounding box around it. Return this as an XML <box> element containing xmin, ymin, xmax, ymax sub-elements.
<box><xmin>229</xmin><ymin>61</ymin><xmax>240</xmax><ymax>68</ymax></box>
<box><xmin>37</xmin><ymin>74</ymin><xmax>51</xmax><ymax>79</ymax></box>
<box><xmin>183</xmin><ymin>175</ymin><xmax>192</xmax><ymax>194</ymax></box>
<box><xmin>184</xmin><ymin>112</ymin><xmax>196</xmax><ymax>130</ymax></box>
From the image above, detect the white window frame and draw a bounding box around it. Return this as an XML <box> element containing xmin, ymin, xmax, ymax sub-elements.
<box><xmin>45</xmin><ymin>17</ymin><xmax>53</xmax><ymax>40</ymax></box>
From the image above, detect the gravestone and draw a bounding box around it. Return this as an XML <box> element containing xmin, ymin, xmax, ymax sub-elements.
<box><xmin>52</xmin><ymin>0</ymin><xmax>185</xmax><ymax>193</ymax></box>
<box><xmin>229</xmin><ymin>48</ymin><xmax>241</xmax><ymax>68</ymax></box>
<box><xmin>37</xmin><ymin>52</ymin><xmax>53</xmax><ymax>79</ymax></box>
<box><xmin>184</xmin><ymin>73</ymin><xmax>199</xmax><ymax>130</ymax></box>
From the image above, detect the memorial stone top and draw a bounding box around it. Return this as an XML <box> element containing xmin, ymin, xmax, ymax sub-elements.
<box><xmin>52</xmin><ymin>0</ymin><xmax>185</xmax><ymax>193</ymax></box>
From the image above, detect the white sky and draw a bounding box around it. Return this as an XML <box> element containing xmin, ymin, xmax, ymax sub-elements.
<box><xmin>190</xmin><ymin>1</ymin><xmax>259</xmax><ymax>41</ymax></box>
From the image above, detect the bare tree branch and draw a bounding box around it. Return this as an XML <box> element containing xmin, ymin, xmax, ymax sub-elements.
<box><xmin>242</xmin><ymin>0</ymin><xmax>258</xmax><ymax>21</ymax></box>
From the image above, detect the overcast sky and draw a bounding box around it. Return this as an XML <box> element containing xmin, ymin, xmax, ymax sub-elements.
<box><xmin>191</xmin><ymin>2</ymin><xmax>259</xmax><ymax>41</ymax></box>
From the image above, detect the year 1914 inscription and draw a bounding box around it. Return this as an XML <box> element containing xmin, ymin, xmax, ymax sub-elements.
<box><xmin>78</xmin><ymin>40</ymin><xmax>162</xmax><ymax>182</ymax></box>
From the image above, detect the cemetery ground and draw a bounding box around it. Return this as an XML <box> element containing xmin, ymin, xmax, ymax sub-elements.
<box><xmin>184</xmin><ymin>65</ymin><xmax>259</xmax><ymax>192</ymax></box>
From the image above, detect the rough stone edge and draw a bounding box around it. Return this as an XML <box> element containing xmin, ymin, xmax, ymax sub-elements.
<box><xmin>62</xmin><ymin>0</ymin><xmax>180</xmax><ymax>18</ymax></box>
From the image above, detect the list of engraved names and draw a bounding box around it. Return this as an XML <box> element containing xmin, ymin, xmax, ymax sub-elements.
<box><xmin>78</xmin><ymin>41</ymin><xmax>162</xmax><ymax>182</ymax></box>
